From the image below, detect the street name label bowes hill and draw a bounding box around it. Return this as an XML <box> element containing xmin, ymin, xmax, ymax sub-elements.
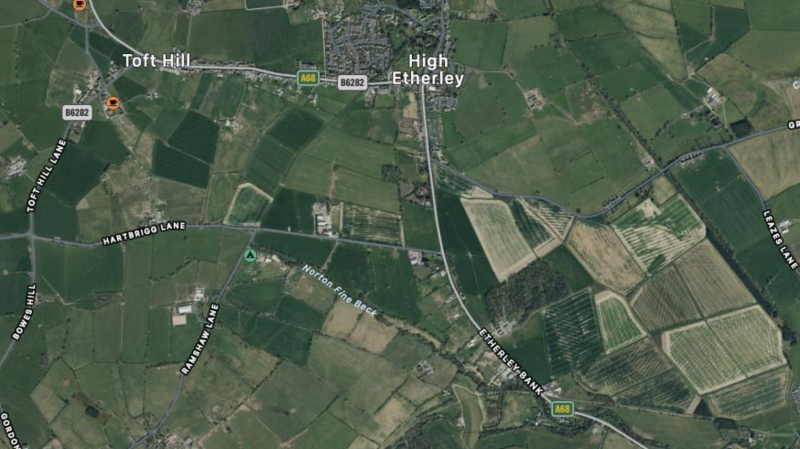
<box><xmin>10</xmin><ymin>284</ymin><xmax>36</xmax><ymax>342</ymax></box>
<box><xmin>102</xmin><ymin>221</ymin><xmax>187</xmax><ymax>246</ymax></box>
<box><xmin>392</xmin><ymin>54</ymin><xmax>464</xmax><ymax>88</ymax></box>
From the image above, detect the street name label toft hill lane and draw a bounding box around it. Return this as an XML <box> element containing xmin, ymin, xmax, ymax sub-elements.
<box><xmin>26</xmin><ymin>139</ymin><xmax>67</xmax><ymax>213</ymax></box>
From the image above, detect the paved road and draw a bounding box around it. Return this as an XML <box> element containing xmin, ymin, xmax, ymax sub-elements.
<box><xmin>419</xmin><ymin>85</ymin><xmax>651</xmax><ymax>449</ymax></box>
<box><xmin>85</xmin><ymin>0</ymin><xmax>393</xmax><ymax>86</ymax></box>
<box><xmin>435</xmin><ymin>125</ymin><xmax>786</xmax><ymax>219</ymax></box>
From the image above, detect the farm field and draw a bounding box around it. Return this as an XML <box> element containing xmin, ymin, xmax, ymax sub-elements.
<box><xmin>460</xmin><ymin>198</ymin><xmax>536</xmax><ymax>282</ymax></box>
<box><xmin>542</xmin><ymin>289</ymin><xmax>604</xmax><ymax>375</ymax></box>
<box><xmin>631</xmin><ymin>265</ymin><xmax>701</xmax><ymax>331</ymax></box>
<box><xmin>664</xmin><ymin>321</ymin><xmax>745</xmax><ymax>393</ymax></box>
<box><xmin>674</xmin><ymin>240</ymin><xmax>755</xmax><ymax>315</ymax></box>
<box><xmin>580</xmin><ymin>338</ymin><xmax>670</xmax><ymax>396</ymax></box>
<box><xmin>595</xmin><ymin>291</ymin><xmax>644</xmax><ymax>352</ymax></box>
<box><xmin>707</xmin><ymin>306</ymin><xmax>786</xmax><ymax>376</ymax></box>
<box><xmin>612</xmin><ymin>196</ymin><xmax>705</xmax><ymax>274</ymax></box>
<box><xmin>707</xmin><ymin>367</ymin><xmax>789</xmax><ymax>419</ymax></box>
<box><xmin>566</xmin><ymin>220</ymin><xmax>644</xmax><ymax>294</ymax></box>
<box><xmin>341</xmin><ymin>203</ymin><xmax>402</xmax><ymax>245</ymax></box>
<box><xmin>225</xmin><ymin>183</ymin><xmax>271</xmax><ymax>225</ymax></box>
<box><xmin>729</xmin><ymin>129</ymin><xmax>800</xmax><ymax>200</ymax></box>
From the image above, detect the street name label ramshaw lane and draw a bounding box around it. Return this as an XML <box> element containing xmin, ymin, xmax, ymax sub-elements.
<box><xmin>180</xmin><ymin>303</ymin><xmax>219</xmax><ymax>376</ymax></box>
<box><xmin>11</xmin><ymin>284</ymin><xmax>36</xmax><ymax>342</ymax></box>
<box><xmin>1</xmin><ymin>412</ymin><xmax>23</xmax><ymax>449</ymax></box>
<box><xmin>763</xmin><ymin>210</ymin><xmax>799</xmax><ymax>270</ymax></box>
<box><xmin>302</xmin><ymin>264</ymin><xmax>380</xmax><ymax>317</ymax></box>
<box><xmin>102</xmin><ymin>221</ymin><xmax>187</xmax><ymax>246</ymax></box>
<box><xmin>26</xmin><ymin>139</ymin><xmax>67</xmax><ymax>213</ymax></box>
<box><xmin>479</xmin><ymin>327</ymin><xmax>546</xmax><ymax>397</ymax></box>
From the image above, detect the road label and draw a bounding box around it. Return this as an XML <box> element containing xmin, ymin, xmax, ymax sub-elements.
<box><xmin>297</xmin><ymin>70</ymin><xmax>320</xmax><ymax>87</ymax></box>
<box><xmin>106</xmin><ymin>96</ymin><xmax>120</xmax><ymax>111</ymax></box>
<box><xmin>788</xmin><ymin>120</ymin><xmax>800</xmax><ymax>130</ymax></box>
<box><xmin>101</xmin><ymin>221</ymin><xmax>186</xmax><ymax>246</ymax></box>
<box><xmin>62</xmin><ymin>105</ymin><xmax>92</xmax><ymax>121</ymax></box>
<box><xmin>10</xmin><ymin>285</ymin><xmax>36</xmax><ymax>342</ymax></box>
<box><xmin>0</xmin><ymin>412</ymin><xmax>22</xmax><ymax>449</ymax></box>
<box><xmin>763</xmin><ymin>210</ymin><xmax>798</xmax><ymax>270</ymax></box>
<box><xmin>478</xmin><ymin>328</ymin><xmax>546</xmax><ymax>396</ymax></box>
<box><xmin>337</xmin><ymin>75</ymin><xmax>368</xmax><ymax>91</ymax></box>
<box><xmin>180</xmin><ymin>303</ymin><xmax>219</xmax><ymax>375</ymax></box>
<box><xmin>551</xmin><ymin>401</ymin><xmax>575</xmax><ymax>417</ymax></box>
<box><xmin>302</xmin><ymin>264</ymin><xmax>379</xmax><ymax>317</ymax></box>
<box><xmin>26</xmin><ymin>139</ymin><xmax>67</xmax><ymax>213</ymax></box>
<box><xmin>391</xmin><ymin>54</ymin><xmax>464</xmax><ymax>88</ymax></box>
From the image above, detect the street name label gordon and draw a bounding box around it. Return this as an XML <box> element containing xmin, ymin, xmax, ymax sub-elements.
<box><xmin>302</xmin><ymin>264</ymin><xmax>380</xmax><ymax>317</ymax></box>
<box><xmin>338</xmin><ymin>75</ymin><xmax>368</xmax><ymax>91</ymax></box>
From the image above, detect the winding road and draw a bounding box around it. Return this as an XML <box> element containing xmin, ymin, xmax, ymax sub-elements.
<box><xmin>3</xmin><ymin>1</ymin><xmax>791</xmax><ymax>448</ymax></box>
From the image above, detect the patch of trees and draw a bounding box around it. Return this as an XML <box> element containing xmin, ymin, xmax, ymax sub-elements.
<box><xmin>484</xmin><ymin>260</ymin><xmax>569</xmax><ymax>322</ymax></box>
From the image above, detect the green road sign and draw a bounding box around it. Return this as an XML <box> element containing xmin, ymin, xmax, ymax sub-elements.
<box><xmin>297</xmin><ymin>70</ymin><xmax>320</xmax><ymax>86</ymax></box>
<box><xmin>243</xmin><ymin>248</ymin><xmax>258</xmax><ymax>263</ymax></box>
<box><xmin>550</xmin><ymin>401</ymin><xmax>575</xmax><ymax>417</ymax></box>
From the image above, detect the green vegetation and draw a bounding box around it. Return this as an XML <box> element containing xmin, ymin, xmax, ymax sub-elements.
<box><xmin>451</xmin><ymin>21</ymin><xmax>508</xmax><ymax>70</ymax></box>
<box><xmin>261</xmin><ymin>188</ymin><xmax>316</xmax><ymax>233</ymax></box>
<box><xmin>543</xmin><ymin>290</ymin><xmax>603</xmax><ymax>375</ymax></box>
<box><xmin>152</xmin><ymin>140</ymin><xmax>211</xmax><ymax>188</ymax></box>
<box><xmin>167</xmin><ymin>111</ymin><xmax>219</xmax><ymax>164</ymax></box>
<box><xmin>596</xmin><ymin>293</ymin><xmax>643</xmax><ymax>351</ymax></box>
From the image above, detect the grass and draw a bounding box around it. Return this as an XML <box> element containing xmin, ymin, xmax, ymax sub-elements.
<box><xmin>341</xmin><ymin>204</ymin><xmax>402</xmax><ymax>245</ymax></box>
<box><xmin>454</xmin><ymin>385</ymin><xmax>483</xmax><ymax>447</ymax></box>
<box><xmin>227</xmin><ymin>184</ymin><xmax>270</xmax><ymax>225</ymax></box>
<box><xmin>621</xmin><ymin>85</ymin><xmax>686</xmax><ymax>140</ymax></box>
<box><xmin>227</xmin><ymin>279</ymin><xmax>284</xmax><ymax>313</ymax></box>
<box><xmin>402</xmin><ymin>203</ymin><xmax>437</xmax><ymax>250</ymax></box>
<box><xmin>615</xmin><ymin>369</ymin><xmax>696</xmax><ymax>412</ymax></box>
<box><xmin>79</xmin><ymin>121</ymin><xmax>129</xmax><ymax>165</ymax></box>
<box><xmin>308</xmin><ymin>335</ymin><xmax>407</xmax><ymax>413</ymax></box>
<box><xmin>580</xmin><ymin>339</ymin><xmax>670</xmax><ymax>396</ymax></box>
<box><xmin>632</xmin><ymin>265</ymin><xmax>701</xmax><ymax>331</ymax></box>
<box><xmin>708</xmin><ymin>368</ymin><xmax>789</xmax><ymax>419</ymax></box>
<box><xmin>501</xmin><ymin>313</ymin><xmax>550</xmax><ymax>380</ymax></box>
<box><xmin>253</xmin><ymin>232</ymin><xmax>334</xmax><ymax>266</ymax></box>
<box><xmin>167</xmin><ymin>111</ymin><xmax>219</xmax><ymax>164</ymax></box>
<box><xmin>451</xmin><ymin>20</ymin><xmax>508</xmax><ymax>70</ymax></box>
<box><xmin>613</xmin><ymin>196</ymin><xmax>705</xmax><ymax>273</ymax></box>
<box><xmin>566</xmin><ymin>220</ymin><xmax>644</xmax><ymax>294</ymax></box>
<box><xmin>460</xmin><ymin>199</ymin><xmax>535</xmax><ymax>282</ymax></box>
<box><xmin>596</xmin><ymin>293</ymin><xmax>643</xmax><ymax>351</ymax></box>
<box><xmin>557</xmin><ymin>7</ymin><xmax>624</xmax><ymax>41</ymax></box>
<box><xmin>152</xmin><ymin>141</ymin><xmax>211</xmax><ymax>188</ymax></box>
<box><xmin>261</xmin><ymin>188</ymin><xmax>316</xmax><ymax>233</ymax></box>
<box><xmin>369</xmin><ymin>248</ymin><xmax>423</xmax><ymax>322</ymax></box>
<box><xmin>665</xmin><ymin>322</ymin><xmax>745</xmax><ymax>393</ymax></box>
<box><xmin>615</xmin><ymin>408</ymin><xmax>725</xmax><ymax>449</ymax></box>
<box><xmin>543</xmin><ymin>289</ymin><xmax>604</xmax><ymax>375</ymax></box>
<box><xmin>708</xmin><ymin>306</ymin><xmax>786</xmax><ymax>376</ymax></box>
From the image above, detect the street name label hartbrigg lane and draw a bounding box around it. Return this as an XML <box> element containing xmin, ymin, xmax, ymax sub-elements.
<box><xmin>101</xmin><ymin>221</ymin><xmax>187</xmax><ymax>246</ymax></box>
<box><xmin>180</xmin><ymin>303</ymin><xmax>219</xmax><ymax>376</ymax></box>
<box><xmin>26</xmin><ymin>139</ymin><xmax>67</xmax><ymax>213</ymax></box>
<box><xmin>10</xmin><ymin>284</ymin><xmax>36</xmax><ymax>342</ymax></box>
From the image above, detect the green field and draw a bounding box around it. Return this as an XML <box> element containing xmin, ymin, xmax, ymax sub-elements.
<box><xmin>665</xmin><ymin>322</ymin><xmax>746</xmax><ymax>393</ymax></box>
<box><xmin>543</xmin><ymin>289</ymin><xmax>604</xmax><ymax>375</ymax></box>
<box><xmin>580</xmin><ymin>339</ymin><xmax>670</xmax><ymax>396</ymax></box>
<box><xmin>707</xmin><ymin>367</ymin><xmax>789</xmax><ymax>419</ymax></box>
<box><xmin>613</xmin><ymin>195</ymin><xmax>705</xmax><ymax>273</ymax></box>
<box><xmin>596</xmin><ymin>293</ymin><xmax>643</xmax><ymax>352</ymax></box>
<box><xmin>451</xmin><ymin>21</ymin><xmax>508</xmax><ymax>70</ymax></box>
<box><xmin>632</xmin><ymin>265</ymin><xmax>701</xmax><ymax>331</ymax></box>
<box><xmin>152</xmin><ymin>140</ymin><xmax>211</xmax><ymax>188</ymax></box>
